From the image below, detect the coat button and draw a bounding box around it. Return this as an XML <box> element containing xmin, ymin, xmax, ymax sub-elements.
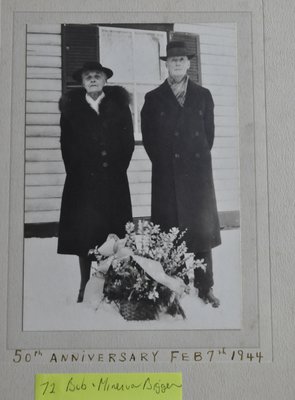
<box><xmin>199</xmin><ymin>110</ymin><xmax>203</xmax><ymax>116</ymax></box>
<box><xmin>101</xmin><ymin>150</ymin><xmax>107</xmax><ymax>156</ymax></box>
<box><xmin>174</xmin><ymin>153</ymin><xmax>180</xmax><ymax>159</ymax></box>
<box><xmin>195</xmin><ymin>131</ymin><xmax>200</xmax><ymax>137</ymax></box>
<box><xmin>102</xmin><ymin>162</ymin><xmax>108</xmax><ymax>168</ymax></box>
<box><xmin>195</xmin><ymin>153</ymin><xmax>200</xmax><ymax>158</ymax></box>
<box><xmin>174</xmin><ymin>131</ymin><xmax>180</xmax><ymax>137</ymax></box>
<box><xmin>160</xmin><ymin>111</ymin><xmax>165</xmax><ymax>117</ymax></box>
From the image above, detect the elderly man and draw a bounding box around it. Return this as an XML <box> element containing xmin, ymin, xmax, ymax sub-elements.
<box><xmin>141</xmin><ymin>41</ymin><xmax>221</xmax><ymax>307</ymax></box>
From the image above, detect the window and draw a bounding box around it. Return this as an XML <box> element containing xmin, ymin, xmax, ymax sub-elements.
<box><xmin>99</xmin><ymin>26</ymin><xmax>167</xmax><ymax>140</ymax></box>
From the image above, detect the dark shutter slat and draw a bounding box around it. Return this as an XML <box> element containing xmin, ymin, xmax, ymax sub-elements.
<box><xmin>61</xmin><ymin>24</ymin><xmax>99</xmax><ymax>92</ymax></box>
<box><xmin>169</xmin><ymin>31</ymin><xmax>202</xmax><ymax>85</ymax></box>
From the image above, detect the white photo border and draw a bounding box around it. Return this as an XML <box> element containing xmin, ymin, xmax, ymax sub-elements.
<box><xmin>1</xmin><ymin>1</ymin><xmax>271</xmax><ymax>358</ymax></box>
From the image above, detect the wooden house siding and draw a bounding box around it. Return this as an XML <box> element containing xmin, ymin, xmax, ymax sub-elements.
<box><xmin>25</xmin><ymin>24</ymin><xmax>63</xmax><ymax>224</ymax></box>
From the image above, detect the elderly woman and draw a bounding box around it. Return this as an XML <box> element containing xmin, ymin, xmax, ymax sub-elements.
<box><xmin>57</xmin><ymin>61</ymin><xmax>134</xmax><ymax>302</ymax></box>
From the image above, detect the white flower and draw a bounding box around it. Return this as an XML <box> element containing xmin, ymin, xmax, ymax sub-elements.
<box><xmin>148</xmin><ymin>286</ymin><xmax>159</xmax><ymax>301</ymax></box>
<box><xmin>125</xmin><ymin>221</ymin><xmax>135</xmax><ymax>234</ymax></box>
<box><xmin>193</xmin><ymin>258</ymin><xmax>207</xmax><ymax>272</ymax></box>
<box><xmin>169</xmin><ymin>227</ymin><xmax>180</xmax><ymax>237</ymax></box>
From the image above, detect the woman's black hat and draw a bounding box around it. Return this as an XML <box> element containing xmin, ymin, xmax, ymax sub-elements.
<box><xmin>72</xmin><ymin>61</ymin><xmax>113</xmax><ymax>82</ymax></box>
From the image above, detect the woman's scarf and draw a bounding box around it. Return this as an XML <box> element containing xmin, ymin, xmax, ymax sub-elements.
<box><xmin>167</xmin><ymin>75</ymin><xmax>189</xmax><ymax>107</ymax></box>
<box><xmin>85</xmin><ymin>92</ymin><xmax>105</xmax><ymax>114</ymax></box>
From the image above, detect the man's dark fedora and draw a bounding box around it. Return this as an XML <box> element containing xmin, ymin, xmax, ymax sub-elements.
<box><xmin>160</xmin><ymin>41</ymin><xmax>195</xmax><ymax>61</ymax></box>
<box><xmin>72</xmin><ymin>61</ymin><xmax>113</xmax><ymax>82</ymax></box>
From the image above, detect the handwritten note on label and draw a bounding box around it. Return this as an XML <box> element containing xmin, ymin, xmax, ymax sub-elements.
<box><xmin>35</xmin><ymin>373</ymin><xmax>182</xmax><ymax>399</ymax></box>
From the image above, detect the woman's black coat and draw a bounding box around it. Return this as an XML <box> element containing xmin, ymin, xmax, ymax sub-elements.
<box><xmin>141</xmin><ymin>79</ymin><xmax>221</xmax><ymax>252</ymax></box>
<box><xmin>57</xmin><ymin>86</ymin><xmax>134</xmax><ymax>256</ymax></box>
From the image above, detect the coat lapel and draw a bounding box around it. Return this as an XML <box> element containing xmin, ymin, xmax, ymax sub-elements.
<box><xmin>183</xmin><ymin>79</ymin><xmax>193</xmax><ymax>108</ymax></box>
<box><xmin>158</xmin><ymin>80</ymin><xmax>182</xmax><ymax>111</ymax></box>
<box><xmin>158</xmin><ymin>79</ymin><xmax>199</xmax><ymax>112</ymax></box>
<box><xmin>183</xmin><ymin>79</ymin><xmax>204</xmax><ymax>112</ymax></box>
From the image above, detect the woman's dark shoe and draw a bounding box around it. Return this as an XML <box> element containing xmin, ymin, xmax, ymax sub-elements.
<box><xmin>77</xmin><ymin>288</ymin><xmax>85</xmax><ymax>303</ymax></box>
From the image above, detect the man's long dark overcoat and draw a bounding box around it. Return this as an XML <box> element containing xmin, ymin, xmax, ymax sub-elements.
<box><xmin>141</xmin><ymin>79</ymin><xmax>221</xmax><ymax>252</ymax></box>
<box><xmin>58</xmin><ymin>86</ymin><xmax>134</xmax><ymax>257</ymax></box>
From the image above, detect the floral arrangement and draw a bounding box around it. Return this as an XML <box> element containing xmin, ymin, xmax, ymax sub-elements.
<box><xmin>89</xmin><ymin>221</ymin><xmax>206</xmax><ymax>320</ymax></box>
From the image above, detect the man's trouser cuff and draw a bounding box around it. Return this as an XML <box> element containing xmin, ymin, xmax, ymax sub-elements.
<box><xmin>194</xmin><ymin>250</ymin><xmax>214</xmax><ymax>295</ymax></box>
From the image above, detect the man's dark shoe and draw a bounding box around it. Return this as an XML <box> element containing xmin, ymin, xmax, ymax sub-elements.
<box><xmin>198</xmin><ymin>288</ymin><xmax>220</xmax><ymax>308</ymax></box>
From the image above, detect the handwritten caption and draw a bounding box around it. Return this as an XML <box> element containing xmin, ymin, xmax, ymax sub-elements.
<box><xmin>13</xmin><ymin>349</ymin><xmax>264</xmax><ymax>364</ymax></box>
<box><xmin>35</xmin><ymin>373</ymin><xmax>182</xmax><ymax>400</ymax></box>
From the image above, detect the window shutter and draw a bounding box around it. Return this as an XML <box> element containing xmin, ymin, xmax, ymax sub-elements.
<box><xmin>61</xmin><ymin>24</ymin><xmax>99</xmax><ymax>92</ymax></box>
<box><xmin>169</xmin><ymin>31</ymin><xmax>202</xmax><ymax>85</ymax></box>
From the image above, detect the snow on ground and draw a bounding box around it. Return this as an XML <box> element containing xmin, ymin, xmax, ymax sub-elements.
<box><xmin>23</xmin><ymin>229</ymin><xmax>241</xmax><ymax>331</ymax></box>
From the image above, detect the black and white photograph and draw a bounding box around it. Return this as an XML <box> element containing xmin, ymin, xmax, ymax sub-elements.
<box><xmin>23</xmin><ymin>22</ymin><xmax>241</xmax><ymax>331</ymax></box>
<box><xmin>4</xmin><ymin>0</ymin><xmax>295</xmax><ymax>399</ymax></box>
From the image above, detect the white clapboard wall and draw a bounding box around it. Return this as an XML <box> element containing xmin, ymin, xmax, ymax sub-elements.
<box><xmin>175</xmin><ymin>23</ymin><xmax>239</xmax><ymax>214</ymax></box>
<box><xmin>25</xmin><ymin>24</ymin><xmax>63</xmax><ymax>224</ymax></box>
<box><xmin>25</xmin><ymin>23</ymin><xmax>239</xmax><ymax>225</ymax></box>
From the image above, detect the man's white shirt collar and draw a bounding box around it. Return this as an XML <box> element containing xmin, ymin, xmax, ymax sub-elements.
<box><xmin>85</xmin><ymin>92</ymin><xmax>105</xmax><ymax>114</ymax></box>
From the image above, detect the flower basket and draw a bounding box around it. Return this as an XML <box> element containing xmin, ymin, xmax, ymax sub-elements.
<box><xmin>119</xmin><ymin>299</ymin><xmax>158</xmax><ymax>321</ymax></box>
<box><xmin>89</xmin><ymin>221</ymin><xmax>206</xmax><ymax>321</ymax></box>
